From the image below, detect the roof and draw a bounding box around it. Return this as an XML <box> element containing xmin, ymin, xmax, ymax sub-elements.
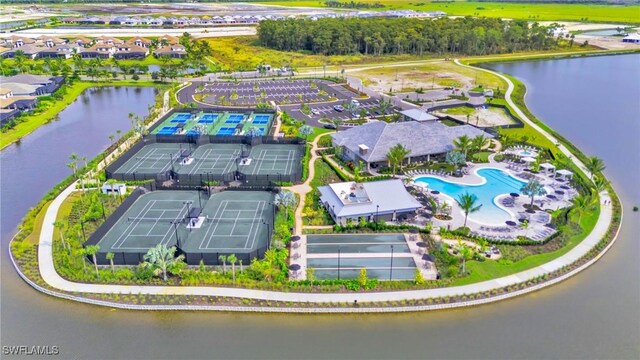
<box><xmin>331</xmin><ymin>120</ymin><xmax>491</xmax><ymax>163</ymax></box>
<box><xmin>557</xmin><ymin>169</ymin><xmax>573</xmax><ymax>175</ymax></box>
<box><xmin>318</xmin><ymin>179</ymin><xmax>422</xmax><ymax>217</ymax></box>
<box><xmin>0</xmin><ymin>95</ymin><xmax>36</xmax><ymax>109</ymax></box>
<box><xmin>0</xmin><ymin>83</ymin><xmax>41</xmax><ymax>95</ymax></box>
<box><xmin>623</xmin><ymin>33</ymin><xmax>640</xmax><ymax>40</ymax></box>
<box><xmin>0</xmin><ymin>88</ymin><xmax>12</xmax><ymax>95</ymax></box>
<box><xmin>9</xmin><ymin>44</ymin><xmax>45</xmax><ymax>54</ymax></box>
<box><xmin>1</xmin><ymin>74</ymin><xmax>53</xmax><ymax>85</ymax></box>
<box><xmin>540</xmin><ymin>163</ymin><xmax>556</xmax><ymax>169</ymax></box>
<box><xmin>154</xmin><ymin>45</ymin><xmax>186</xmax><ymax>54</ymax></box>
<box><xmin>400</xmin><ymin>108</ymin><xmax>439</xmax><ymax>121</ymax></box>
<box><xmin>70</xmin><ymin>36</ymin><xmax>93</xmax><ymax>43</ymax></box>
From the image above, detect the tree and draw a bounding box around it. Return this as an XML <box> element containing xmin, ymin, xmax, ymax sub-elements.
<box><xmin>585</xmin><ymin>156</ymin><xmax>605</xmax><ymax>180</ymax></box>
<box><xmin>456</xmin><ymin>192</ymin><xmax>482</xmax><ymax>228</ymax></box>
<box><xmin>106</xmin><ymin>252</ymin><xmax>115</xmax><ymax>273</ymax></box>
<box><xmin>520</xmin><ymin>179</ymin><xmax>546</xmax><ymax>207</ymax></box>
<box><xmin>453</xmin><ymin>135</ymin><xmax>473</xmax><ymax>157</ymax></box>
<box><xmin>84</xmin><ymin>245</ymin><xmax>100</xmax><ymax>277</ymax></box>
<box><xmin>459</xmin><ymin>245</ymin><xmax>473</xmax><ymax>274</ymax></box>
<box><xmin>143</xmin><ymin>244</ymin><xmax>184</xmax><ymax>281</ymax></box>
<box><xmin>227</xmin><ymin>254</ymin><xmax>238</xmax><ymax>283</ymax></box>
<box><xmin>571</xmin><ymin>192</ymin><xmax>596</xmax><ymax>224</ymax></box>
<box><xmin>471</xmin><ymin>134</ymin><xmax>489</xmax><ymax>153</ymax></box>
<box><xmin>53</xmin><ymin>221</ymin><xmax>69</xmax><ymax>253</ymax></box>
<box><xmin>358</xmin><ymin>268</ymin><xmax>368</xmax><ymax>287</ymax></box>
<box><xmin>377</xmin><ymin>98</ymin><xmax>392</xmax><ymax>115</ymax></box>
<box><xmin>218</xmin><ymin>255</ymin><xmax>227</xmax><ymax>274</ymax></box>
<box><xmin>68</xmin><ymin>152</ymin><xmax>80</xmax><ymax>177</ymax></box>
<box><xmin>330</xmin><ymin>118</ymin><xmax>343</xmax><ymax>132</ymax></box>
<box><xmin>298</xmin><ymin>125</ymin><xmax>314</xmax><ymax>141</ymax></box>
<box><xmin>274</xmin><ymin>190</ymin><xmax>296</xmax><ymax>220</ymax></box>
<box><xmin>414</xmin><ymin>267</ymin><xmax>425</xmax><ymax>285</ymax></box>
<box><xmin>592</xmin><ymin>176</ymin><xmax>609</xmax><ymax>194</ymax></box>
<box><xmin>344</xmin><ymin>101</ymin><xmax>358</xmax><ymax>121</ymax></box>
<box><xmin>520</xmin><ymin>219</ymin><xmax>530</xmax><ymax>238</ymax></box>
<box><xmin>386</xmin><ymin>143</ymin><xmax>411</xmax><ymax>176</ymax></box>
<box><xmin>445</xmin><ymin>150</ymin><xmax>466</xmax><ymax>174</ymax></box>
<box><xmin>353</xmin><ymin>160</ymin><xmax>365</xmax><ymax>182</ymax></box>
<box><xmin>239</xmin><ymin>259</ymin><xmax>244</xmax><ymax>273</ymax></box>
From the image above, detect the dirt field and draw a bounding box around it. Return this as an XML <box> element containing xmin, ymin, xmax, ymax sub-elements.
<box><xmin>353</xmin><ymin>61</ymin><xmax>507</xmax><ymax>94</ymax></box>
<box><xmin>435</xmin><ymin>106</ymin><xmax>517</xmax><ymax>128</ymax></box>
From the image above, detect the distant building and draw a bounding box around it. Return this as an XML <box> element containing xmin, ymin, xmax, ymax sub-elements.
<box><xmin>318</xmin><ymin>179</ymin><xmax>423</xmax><ymax>225</ymax></box>
<box><xmin>399</xmin><ymin>108</ymin><xmax>439</xmax><ymax>122</ymax></box>
<box><xmin>154</xmin><ymin>45</ymin><xmax>187</xmax><ymax>58</ymax></box>
<box><xmin>622</xmin><ymin>33</ymin><xmax>640</xmax><ymax>43</ymax></box>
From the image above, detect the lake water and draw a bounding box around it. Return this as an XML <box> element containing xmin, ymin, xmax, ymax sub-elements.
<box><xmin>1</xmin><ymin>56</ymin><xmax>639</xmax><ymax>359</ymax></box>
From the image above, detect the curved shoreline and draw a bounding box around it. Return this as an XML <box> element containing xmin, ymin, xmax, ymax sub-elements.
<box><xmin>9</xmin><ymin>61</ymin><xmax>623</xmax><ymax>312</ymax></box>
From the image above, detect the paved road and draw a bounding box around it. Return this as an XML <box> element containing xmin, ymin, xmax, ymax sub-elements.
<box><xmin>7</xmin><ymin>26</ymin><xmax>257</xmax><ymax>38</ymax></box>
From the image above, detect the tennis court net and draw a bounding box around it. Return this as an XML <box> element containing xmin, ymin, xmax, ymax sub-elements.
<box><xmin>127</xmin><ymin>217</ymin><xmax>184</xmax><ymax>223</ymax></box>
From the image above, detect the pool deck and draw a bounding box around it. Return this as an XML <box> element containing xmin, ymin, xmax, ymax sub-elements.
<box><xmin>407</xmin><ymin>160</ymin><xmax>577</xmax><ymax>241</ymax></box>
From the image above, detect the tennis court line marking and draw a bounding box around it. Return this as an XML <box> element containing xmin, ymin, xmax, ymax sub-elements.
<box><xmin>112</xmin><ymin>200</ymin><xmax>190</xmax><ymax>250</ymax></box>
<box><xmin>198</xmin><ymin>200</ymin><xmax>266</xmax><ymax>251</ymax></box>
<box><xmin>200</xmin><ymin>199</ymin><xmax>229</xmax><ymax>250</ymax></box>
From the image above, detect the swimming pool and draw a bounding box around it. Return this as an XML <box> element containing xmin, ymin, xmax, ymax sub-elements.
<box><xmin>414</xmin><ymin>168</ymin><xmax>531</xmax><ymax>225</ymax></box>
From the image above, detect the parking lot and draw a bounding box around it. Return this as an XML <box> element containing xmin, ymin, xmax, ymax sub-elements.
<box><xmin>280</xmin><ymin>97</ymin><xmax>391</xmax><ymax>126</ymax></box>
<box><xmin>202</xmin><ymin>79</ymin><xmax>339</xmax><ymax>106</ymax></box>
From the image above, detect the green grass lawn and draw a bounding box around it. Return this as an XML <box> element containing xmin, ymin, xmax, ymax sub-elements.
<box><xmin>442</xmin><ymin>106</ymin><xmax>475</xmax><ymax>116</ymax></box>
<box><xmin>450</xmin><ymin>207</ymin><xmax>600</xmax><ymax>286</ymax></box>
<box><xmin>257</xmin><ymin>1</ymin><xmax>640</xmax><ymax>24</ymax></box>
<box><xmin>1</xmin><ymin>80</ymin><xmax>159</xmax><ymax>149</ymax></box>
<box><xmin>471</xmin><ymin>151</ymin><xmax>492</xmax><ymax>163</ymax></box>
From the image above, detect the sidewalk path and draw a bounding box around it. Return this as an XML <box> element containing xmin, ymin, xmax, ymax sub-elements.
<box><xmin>32</xmin><ymin>61</ymin><xmax>616</xmax><ymax>304</ymax></box>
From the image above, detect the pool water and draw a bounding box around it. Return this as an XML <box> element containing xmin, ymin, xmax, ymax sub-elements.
<box><xmin>415</xmin><ymin>168</ymin><xmax>531</xmax><ymax>225</ymax></box>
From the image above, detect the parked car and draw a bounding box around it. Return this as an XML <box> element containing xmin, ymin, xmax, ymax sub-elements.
<box><xmin>352</xmin><ymin>113</ymin><xmax>360</xmax><ymax>119</ymax></box>
<box><xmin>350</xmin><ymin>99</ymin><xmax>360</xmax><ymax>106</ymax></box>
<box><xmin>311</xmin><ymin>108</ymin><xmax>320</xmax><ymax>115</ymax></box>
<box><xmin>333</xmin><ymin>105</ymin><xmax>344</xmax><ymax>112</ymax></box>
<box><xmin>324</xmin><ymin>123</ymin><xmax>337</xmax><ymax>129</ymax></box>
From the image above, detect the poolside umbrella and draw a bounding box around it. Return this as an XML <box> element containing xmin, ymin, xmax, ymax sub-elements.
<box><xmin>546</xmin><ymin>194</ymin><xmax>557</xmax><ymax>199</ymax></box>
<box><xmin>510</xmin><ymin>193</ymin><xmax>520</xmax><ymax>197</ymax></box>
<box><xmin>555</xmin><ymin>190</ymin><xmax>565</xmax><ymax>195</ymax></box>
<box><xmin>416</xmin><ymin>242</ymin><xmax>426</xmax><ymax>248</ymax></box>
<box><xmin>289</xmin><ymin>264</ymin><xmax>301</xmax><ymax>271</ymax></box>
<box><xmin>560</xmin><ymin>185</ymin><xmax>570</xmax><ymax>190</ymax></box>
<box><xmin>290</xmin><ymin>235</ymin><xmax>301</xmax><ymax>242</ymax></box>
<box><xmin>505</xmin><ymin>220</ymin><xmax>517</xmax><ymax>226</ymax></box>
<box><xmin>430</xmin><ymin>190</ymin><xmax>440</xmax><ymax>195</ymax></box>
<box><xmin>518</xmin><ymin>218</ymin><xmax>528</xmax><ymax>223</ymax></box>
<box><xmin>422</xmin><ymin>254</ymin><xmax>435</xmax><ymax>262</ymax></box>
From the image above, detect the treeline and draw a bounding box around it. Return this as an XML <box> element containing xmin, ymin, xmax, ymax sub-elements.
<box><xmin>257</xmin><ymin>17</ymin><xmax>558</xmax><ymax>56</ymax></box>
<box><xmin>475</xmin><ymin>0</ymin><xmax>637</xmax><ymax>3</ymax></box>
<box><xmin>324</xmin><ymin>1</ymin><xmax>385</xmax><ymax>8</ymax></box>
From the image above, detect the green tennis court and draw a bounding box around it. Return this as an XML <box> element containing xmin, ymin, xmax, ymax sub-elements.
<box><xmin>93</xmin><ymin>190</ymin><xmax>275</xmax><ymax>265</ymax></box>
<box><xmin>112</xmin><ymin>143</ymin><xmax>192</xmax><ymax>176</ymax></box>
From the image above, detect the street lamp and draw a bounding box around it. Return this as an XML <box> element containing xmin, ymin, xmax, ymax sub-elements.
<box><xmin>376</xmin><ymin>205</ymin><xmax>379</xmax><ymax>222</ymax></box>
<box><xmin>389</xmin><ymin>245</ymin><xmax>394</xmax><ymax>281</ymax></box>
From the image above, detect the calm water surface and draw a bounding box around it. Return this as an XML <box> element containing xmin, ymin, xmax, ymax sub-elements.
<box><xmin>1</xmin><ymin>56</ymin><xmax>639</xmax><ymax>359</ymax></box>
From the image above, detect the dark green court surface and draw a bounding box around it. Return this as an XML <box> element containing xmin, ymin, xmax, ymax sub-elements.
<box><xmin>92</xmin><ymin>190</ymin><xmax>275</xmax><ymax>265</ymax></box>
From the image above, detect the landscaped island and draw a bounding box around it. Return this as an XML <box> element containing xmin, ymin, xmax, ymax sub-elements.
<box><xmin>5</xmin><ymin>21</ymin><xmax>625</xmax><ymax>311</ymax></box>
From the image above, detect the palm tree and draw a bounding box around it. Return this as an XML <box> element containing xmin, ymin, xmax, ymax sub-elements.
<box><xmin>377</xmin><ymin>98</ymin><xmax>392</xmax><ymax>115</ymax></box>
<box><xmin>218</xmin><ymin>255</ymin><xmax>227</xmax><ymax>274</ymax></box>
<box><xmin>14</xmin><ymin>50</ymin><xmax>27</xmax><ymax>73</ymax></box>
<box><xmin>68</xmin><ymin>152</ymin><xmax>80</xmax><ymax>177</ymax></box>
<box><xmin>143</xmin><ymin>244</ymin><xmax>184</xmax><ymax>281</ymax></box>
<box><xmin>520</xmin><ymin>219</ymin><xmax>530</xmax><ymax>238</ymax></box>
<box><xmin>274</xmin><ymin>190</ymin><xmax>296</xmax><ymax>220</ymax></box>
<box><xmin>84</xmin><ymin>245</ymin><xmax>100</xmax><ymax>277</ymax></box>
<box><xmin>106</xmin><ymin>252</ymin><xmax>115</xmax><ymax>273</ymax></box>
<box><xmin>586</xmin><ymin>156</ymin><xmax>605</xmax><ymax>180</ymax></box>
<box><xmin>471</xmin><ymin>134</ymin><xmax>489</xmax><ymax>153</ymax></box>
<box><xmin>592</xmin><ymin>176</ymin><xmax>609</xmax><ymax>194</ymax></box>
<box><xmin>78</xmin><ymin>248</ymin><xmax>88</xmax><ymax>273</ymax></box>
<box><xmin>344</xmin><ymin>101</ymin><xmax>358</xmax><ymax>121</ymax></box>
<box><xmin>227</xmin><ymin>254</ymin><xmax>238</xmax><ymax>283</ymax></box>
<box><xmin>386</xmin><ymin>143</ymin><xmax>411</xmax><ymax>176</ymax></box>
<box><xmin>456</xmin><ymin>192</ymin><xmax>482</xmax><ymax>228</ymax></box>
<box><xmin>330</xmin><ymin>118</ymin><xmax>343</xmax><ymax>132</ymax></box>
<box><xmin>298</xmin><ymin>125</ymin><xmax>314</xmax><ymax>142</ymax></box>
<box><xmin>52</xmin><ymin>221</ymin><xmax>69</xmax><ymax>253</ymax></box>
<box><xmin>459</xmin><ymin>245</ymin><xmax>473</xmax><ymax>274</ymax></box>
<box><xmin>453</xmin><ymin>135</ymin><xmax>473</xmax><ymax>157</ymax></box>
<box><xmin>520</xmin><ymin>179</ymin><xmax>546</xmax><ymax>207</ymax></box>
<box><xmin>571</xmin><ymin>192</ymin><xmax>596</xmax><ymax>224</ymax></box>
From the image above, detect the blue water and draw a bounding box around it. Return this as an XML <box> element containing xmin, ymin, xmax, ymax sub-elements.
<box><xmin>415</xmin><ymin>168</ymin><xmax>529</xmax><ymax>225</ymax></box>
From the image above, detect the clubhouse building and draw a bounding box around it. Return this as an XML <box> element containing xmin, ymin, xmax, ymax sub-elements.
<box><xmin>331</xmin><ymin>120</ymin><xmax>490</xmax><ymax>170</ymax></box>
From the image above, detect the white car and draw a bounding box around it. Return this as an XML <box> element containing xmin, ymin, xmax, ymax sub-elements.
<box><xmin>311</xmin><ymin>108</ymin><xmax>320</xmax><ymax>115</ymax></box>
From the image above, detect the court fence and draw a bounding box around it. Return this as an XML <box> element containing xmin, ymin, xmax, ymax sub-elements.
<box><xmin>84</xmin><ymin>187</ymin><xmax>149</xmax><ymax>265</ymax></box>
<box><xmin>105</xmin><ymin>135</ymin><xmax>305</xmax><ymax>188</ymax></box>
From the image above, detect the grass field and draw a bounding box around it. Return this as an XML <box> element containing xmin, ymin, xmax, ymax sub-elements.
<box><xmin>451</xmin><ymin>207</ymin><xmax>600</xmax><ymax>286</ymax></box>
<box><xmin>257</xmin><ymin>1</ymin><xmax>640</xmax><ymax>24</ymax></box>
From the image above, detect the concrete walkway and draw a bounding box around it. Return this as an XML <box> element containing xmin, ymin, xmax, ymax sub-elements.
<box><xmin>285</xmin><ymin>132</ymin><xmax>334</xmax><ymax>235</ymax></box>
<box><xmin>31</xmin><ymin>61</ymin><xmax>616</xmax><ymax>304</ymax></box>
